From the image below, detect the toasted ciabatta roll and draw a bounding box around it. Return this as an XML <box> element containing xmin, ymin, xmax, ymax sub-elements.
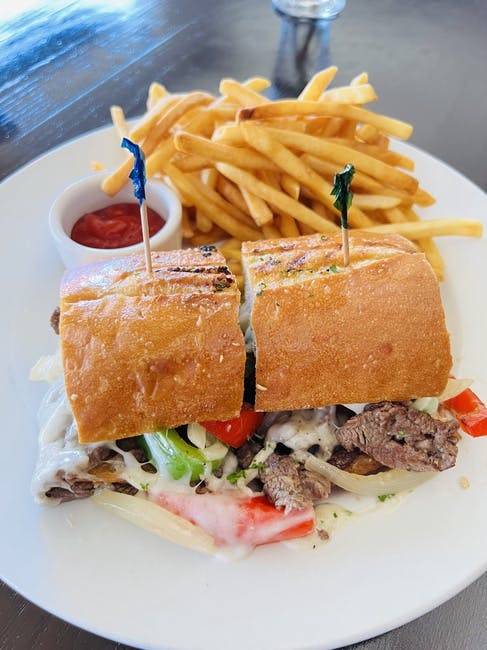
<box><xmin>60</xmin><ymin>248</ymin><xmax>246</xmax><ymax>443</ymax></box>
<box><xmin>241</xmin><ymin>232</ymin><xmax>452</xmax><ymax>412</ymax></box>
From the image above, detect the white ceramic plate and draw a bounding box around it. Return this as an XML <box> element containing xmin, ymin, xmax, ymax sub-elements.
<box><xmin>1</xmin><ymin>127</ymin><xmax>486</xmax><ymax>650</ymax></box>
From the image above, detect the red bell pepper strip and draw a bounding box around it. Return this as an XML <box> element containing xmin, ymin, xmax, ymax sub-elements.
<box><xmin>443</xmin><ymin>387</ymin><xmax>487</xmax><ymax>437</ymax></box>
<box><xmin>151</xmin><ymin>491</ymin><xmax>315</xmax><ymax>547</ymax></box>
<box><xmin>200</xmin><ymin>403</ymin><xmax>264</xmax><ymax>448</ymax></box>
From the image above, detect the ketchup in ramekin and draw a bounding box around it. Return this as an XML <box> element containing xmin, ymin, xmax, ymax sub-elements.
<box><xmin>70</xmin><ymin>203</ymin><xmax>165</xmax><ymax>249</ymax></box>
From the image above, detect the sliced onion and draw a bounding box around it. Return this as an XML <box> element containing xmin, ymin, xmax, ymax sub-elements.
<box><xmin>187</xmin><ymin>423</ymin><xmax>228</xmax><ymax>461</ymax></box>
<box><xmin>295</xmin><ymin>451</ymin><xmax>436</xmax><ymax>496</ymax></box>
<box><xmin>411</xmin><ymin>396</ymin><xmax>439</xmax><ymax>414</ymax></box>
<box><xmin>439</xmin><ymin>377</ymin><xmax>473</xmax><ymax>402</ymax></box>
<box><xmin>187</xmin><ymin>422</ymin><xmax>207</xmax><ymax>449</ymax></box>
<box><xmin>29</xmin><ymin>349</ymin><xmax>63</xmax><ymax>383</ymax></box>
<box><xmin>201</xmin><ymin>440</ymin><xmax>228</xmax><ymax>461</ymax></box>
<box><xmin>93</xmin><ymin>489</ymin><xmax>217</xmax><ymax>554</ymax></box>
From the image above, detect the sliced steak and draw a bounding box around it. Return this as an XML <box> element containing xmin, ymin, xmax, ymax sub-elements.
<box><xmin>236</xmin><ymin>437</ymin><xmax>263</xmax><ymax>468</ymax></box>
<box><xmin>50</xmin><ymin>307</ymin><xmax>60</xmax><ymax>335</ymax></box>
<box><xmin>259</xmin><ymin>453</ymin><xmax>330</xmax><ymax>512</ymax></box>
<box><xmin>111</xmin><ymin>481</ymin><xmax>138</xmax><ymax>496</ymax></box>
<box><xmin>328</xmin><ymin>446</ymin><xmax>384</xmax><ymax>475</ymax></box>
<box><xmin>260</xmin><ymin>454</ymin><xmax>311</xmax><ymax>511</ymax></box>
<box><xmin>298</xmin><ymin>467</ymin><xmax>331</xmax><ymax>501</ymax></box>
<box><xmin>336</xmin><ymin>402</ymin><xmax>459</xmax><ymax>472</ymax></box>
<box><xmin>45</xmin><ymin>487</ymin><xmax>77</xmax><ymax>502</ymax></box>
<box><xmin>65</xmin><ymin>477</ymin><xmax>96</xmax><ymax>497</ymax></box>
<box><xmin>88</xmin><ymin>445</ymin><xmax>119</xmax><ymax>466</ymax></box>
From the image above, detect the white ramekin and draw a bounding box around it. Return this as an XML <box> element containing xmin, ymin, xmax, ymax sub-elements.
<box><xmin>49</xmin><ymin>171</ymin><xmax>182</xmax><ymax>268</ymax></box>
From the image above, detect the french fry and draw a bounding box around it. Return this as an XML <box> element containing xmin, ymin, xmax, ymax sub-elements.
<box><xmin>352</xmin><ymin>194</ymin><xmax>402</xmax><ymax>210</ymax></box>
<box><xmin>219</xmin><ymin>79</ymin><xmax>270</xmax><ymax>107</ymax></box>
<box><xmin>262</xmin><ymin>223</ymin><xmax>282</xmax><ymax>239</ymax></box>
<box><xmin>311</xmin><ymin>200</ymin><xmax>328</xmax><ymax>219</ymax></box>
<box><xmin>413</xmin><ymin>188</ymin><xmax>436</xmax><ymax>207</ymax></box>
<box><xmin>301</xmin><ymin>154</ymin><xmax>414</xmax><ymax>205</ymax></box>
<box><xmin>171</xmin><ymin>152</ymin><xmax>209</xmax><ymax>173</ymax></box>
<box><xmin>102</xmin><ymin>157</ymin><xmax>135</xmax><ymax>196</ymax></box>
<box><xmin>218</xmin><ymin>245</ymin><xmax>242</xmax><ymax>261</ymax></box>
<box><xmin>321</xmin><ymin>84</ymin><xmax>377</xmax><ymax>105</ymax></box>
<box><xmin>239</xmin><ymin>101</ymin><xmax>414</xmax><ymax>140</ymax></box>
<box><xmin>181</xmin><ymin>207</ymin><xmax>195</xmax><ymax>238</ymax></box>
<box><xmin>216</xmin><ymin>163</ymin><xmax>339</xmax><ymax>234</ymax></box>
<box><xmin>143</xmin><ymin>92</ymin><xmax>213</xmax><ymax>152</ymax></box>
<box><xmin>280</xmin><ymin>173</ymin><xmax>300</xmax><ymax>200</ymax></box>
<box><xmin>130</xmin><ymin>94</ymin><xmax>181</xmax><ymax>141</ymax></box>
<box><xmin>417</xmin><ymin>238</ymin><xmax>445</xmax><ymax>280</ymax></box>
<box><xmin>240</xmin><ymin>186</ymin><xmax>274</xmax><ymax>226</ymax></box>
<box><xmin>226</xmin><ymin>259</ymin><xmax>243</xmax><ymax>275</ymax></box>
<box><xmin>322</xmin><ymin>117</ymin><xmax>343</xmax><ymax>138</ymax></box>
<box><xmin>403</xmin><ymin>207</ymin><xmax>445</xmax><ymax>279</ymax></box>
<box><xmin>277</xmin><ymin>214</ymin><xmax>301</xmax><ymax>238</ymax></box>
<box><xmin>110</xmin><ymin>105</ymin><xmax>129</xmax><ymax>140</ymax></box>
<box><xmin>357</xmin><ymin>123</ymin><xmax>381</xmax><ymax>144</ymax></box>
<box><xmin>174</xmin><ymin>133</ymin><xmax>278</xmax><ymax>171</ymax></box>
<box><xmin>147</xmin><ymin>82</ymin><xmax>168</xmax><ymax>109</ymax></box>
<box><xmin>195</xmin><ymin>170</ymin><xmax>216</xmax><ymax>233</ymax></box>
<box><xmin>363</xmin><ymin>218</ymin><xmax>483</xmax><ymax>239</ymax></box>
<box><xmin>258</xmin><ymin>171</ymin><xmax>300</xmax><ymax>237</ymax></box>
<box><xmin>187</xmin><ymin>172</ymin><xmax>255</xmax><ymax>227</ymax></box>
<box><xmin>239</xmin><ymin>122</ymin><xmax>374</xmax><ymax>227</ymax></box>
<box><xmin>299</xmin><ymin>66</ymin><xmax>338</xmax><ymax>100</ymax></box>
<box><xmin>104</xmin><ymin>98</ymin><xmax>207</xmax><ymax>196</ymax></box>
<box><xmin>262</xmin><ymin>127</ymin><xmax>418</xmax><ymax>193</ymax></box>
<box><xmin>216</xmin><ymin>176</ymin><xmax>252</xmax><ymax>218</ymax></box>
<box><xmin>145</xmin><ymin>137</ymin><xmax>177</xmax><ymax>177</ymax></box>
<box><xmin>165</xmin><ymin>162</ymin><xmax>261</xmax><ymax>241</ymax></box>
<box><xmin>330</xmin><ymin>138</ymin><xmax>415</xmax><ymax>171</ymax></box>
<box><xmin>240</xmin><ymin>77</ymin><xmax>271</xmax><ymax>92</ymax></box>
<box><xmin>189</xmin><ymin>225</ymin><xmax>227</xmax><ymax>246</ymax></box>
<box><xmin>350</xmin><ymin>71</ymin><xmax>369</xmax><ymax>86</ymax></box>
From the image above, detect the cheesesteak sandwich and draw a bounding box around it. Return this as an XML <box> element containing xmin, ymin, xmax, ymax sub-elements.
<box><xmin>32</xmin><ymin>233</ymin><xmax>472</xmax><ymax>551</ymax></box>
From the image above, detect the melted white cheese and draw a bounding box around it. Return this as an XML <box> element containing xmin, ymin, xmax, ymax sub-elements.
<box><xmin>266</xmin><ymin>407</ymin><xmax>337</xmax><ymax>458</ymax></box>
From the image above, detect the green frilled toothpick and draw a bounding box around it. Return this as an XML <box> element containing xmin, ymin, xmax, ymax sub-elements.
<box><xmin>331</xmin><ymin>163</ymin><xmax>355</xmax><ymax>266</ymax></box>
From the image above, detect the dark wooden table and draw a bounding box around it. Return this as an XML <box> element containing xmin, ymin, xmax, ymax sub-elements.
<box><xmin>1</xmin><ymin>1</ymin><xmax>486</xmax><ymax>648</ymax></box>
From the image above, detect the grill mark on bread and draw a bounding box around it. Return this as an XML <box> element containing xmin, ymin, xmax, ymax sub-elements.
<box><xmin>161</xmin><ymin>265</ymin><xmax>231</xmax><ymax>274</ymax></box>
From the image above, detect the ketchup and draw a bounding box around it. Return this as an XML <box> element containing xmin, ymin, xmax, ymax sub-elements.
<box><xmin>70</xmin><ymin>203</ymin><xmax>164</xmax><ymax>249</ymax></box>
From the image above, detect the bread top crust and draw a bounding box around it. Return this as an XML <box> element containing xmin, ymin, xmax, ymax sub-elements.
<box><xmin>60</xmin><ymin>249</ymin><xmax>246</xmax><ymax>443</ymax></box>
<box><xmin>242</xmin><ymin>233</ymin><xmax>452</xmax><ymax>411</ymax></box>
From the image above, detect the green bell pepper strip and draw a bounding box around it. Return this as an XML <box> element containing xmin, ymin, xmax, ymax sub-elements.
<box><xmin>140</xmin><ymin>429</ymin><xmax>225</xmax><ymax>482</ymax></box>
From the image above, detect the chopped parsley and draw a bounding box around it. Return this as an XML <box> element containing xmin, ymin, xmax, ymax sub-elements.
<box><xmin>227</xmin><ymin>461</ymin><xmax>264</xmax><ymax>484</ymax></box>
<box><xmin>140</xmin><ymin>482</ymin><xmax>149</xmax><ymax>491</ymax></box>
<box><xmin>377</xmin><ymin>493</ymin><xmax>394</xmax><ymax>502</ymax></box>
<box><xmin>256</xmin><ymin>282</ymin><xmax>266</xmax><ymax>296</ymax></box>
<box><xmin>214</xmin><ymin>282</ymin><xmax>228</xmax><ymax>292</ymax></box>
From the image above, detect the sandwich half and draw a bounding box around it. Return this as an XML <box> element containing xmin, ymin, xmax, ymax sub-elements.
<box><xmin>241</xmin><ymin>232</ymin><xmax>452</xmax><ymax>411</ymax></box>
<box><xmin>60</xmin><ymin>247</ymin><xmax>246</xmax><ymax>443</ymax></box>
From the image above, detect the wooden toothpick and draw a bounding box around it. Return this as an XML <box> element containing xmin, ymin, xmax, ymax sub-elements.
<box><xmin>121</xmin><ymin>137</ymin><xmax>152</xmax><ymax>274</ymax></box>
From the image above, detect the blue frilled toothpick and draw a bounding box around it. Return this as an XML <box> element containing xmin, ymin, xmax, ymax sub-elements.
<box><xmin>121</xmin><ymin>137</ymin><xmax>152</xmax><ymax>273</ymax></box>
<box><xmin>331</xmin><ymin>163</ymin><xmax>355</xmax><ymax>266</ymax></box>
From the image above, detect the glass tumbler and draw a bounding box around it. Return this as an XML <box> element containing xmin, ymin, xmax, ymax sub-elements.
<box><xmin>272</xmin><ymin>0</ymin><xmax>346</xmax><ymax>20</ymax></box>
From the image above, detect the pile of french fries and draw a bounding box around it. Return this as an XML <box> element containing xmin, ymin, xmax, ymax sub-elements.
<box><xmin>101</xmin><ymin>67</ymin><xmax>482</xmax><ymax>284</ymax></box>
